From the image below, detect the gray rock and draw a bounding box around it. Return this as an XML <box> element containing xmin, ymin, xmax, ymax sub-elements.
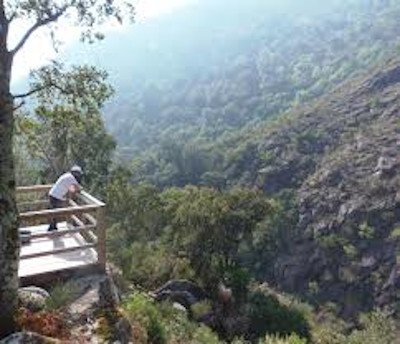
<box><xmin>67</xmin><ymin>274</ymin><xmax>121</xmax><ymax>323</ymax></box>
<box><xmin>18</xmin><ymin>287</ymin><xmax>50</xmax><ymax>312</ymax></box>
<box><xmin>360</xmin><ymin>255</ymin><xmax>377</xmax><ymax>268</ymax></box>
<box><xmin>0</xmin><ymin>332</ymin><xmax>59</xmax><ymax>344</ymax></box>
<box><xmin>114</xmin><ymin>317</ymin><xmax>132</xmax><ymax>344</ymax></box>
<box><xmin>374</xmin><ymin>156</ymin><xmax>397</xmax><ymax>176</ymax></box>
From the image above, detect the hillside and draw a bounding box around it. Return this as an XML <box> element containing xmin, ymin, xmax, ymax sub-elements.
<box><xmin>110</xmin><ymin>0</ymin><xmax>400</xmax><ymax>187</ymax></box>
<box><xmin>222</xmin><ymin>59</ymin><xmax>400</xmax><ymax>318</ymax></box>
<box><xmin>96</xmin><ymin>0</ymin><xmax>400</xmax><ymax>318</ymax></box>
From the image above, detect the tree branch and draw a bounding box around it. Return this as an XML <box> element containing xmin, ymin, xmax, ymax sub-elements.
<box><xmin>10</xmin><ymin>6</ymin><xmax>68</xmax><ymax>56</ymax></box>
<box><xmin>7</xmin><ymin>11</ymin><xmax>17</xmax><ymax>24</ymax></box>
<box><xmin>13</xmin><ymin>86</ymin><xmax>47</xmax><ymax>99</ymax></box>
<box><xmin>13</xmin><ymin>82</ymin><xmax>68</xmax><ymax>100</ymax></box>
<box><xmin>13</xmin><ymin>100</ymin><xmax>25</xmax><ymax>112</ymax></box>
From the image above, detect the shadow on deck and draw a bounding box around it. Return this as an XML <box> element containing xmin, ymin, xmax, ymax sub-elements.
<box><xmin>17</xmin><ymin>185</ymin><xmax>106</xmax><ymax>287</ymax></box>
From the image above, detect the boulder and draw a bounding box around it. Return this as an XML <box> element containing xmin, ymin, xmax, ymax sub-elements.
<box><xmin>0</xmin><ymin>332</ymin><xmax>59</xmax><ymax>344</ymax></box>
<box><xmin>374</xmin><ymin>156</ymin><xmax>397</xmax><ymax>177</ymax></box>
<box><xmin>152</xmin><ymin>279</ymin><xmax>208</xmax><ymax>305</ymax></box>
<box><xmin>18</xmin><ymin>287</ymin><xmax>50</xmax><ymax>312</ymax></box>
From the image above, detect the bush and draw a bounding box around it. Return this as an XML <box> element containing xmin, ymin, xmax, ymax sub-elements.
<box><xmin>263</xmin><ymin>333</ymin><xmax>307</xmax><ymax>344</ymax></box>
<box><xmin>124</xmin><ymin>293</ymin><xmax>167</xmax><ymax>344</ymax></box>
<box><xmin>191</xmin><ymin>325</ymin><xmax>221</xmax><ymax>344</ymax></box>
<box><xmin>123</xmin><ymin>292</ymin><xmax>221</xmax><ymax>344</ymax></box>
<box><xmin>347</xmin><ymin>311</ymin><xmax>397</xmax><ymax>344</ymax></box>
<box><xmin>116</xmin><ymin>242</ymin><xmax>195</xmax><ymax>289</ymax></box>
<box><xmin>17</xmin><ymin>309</ymin><xmax>70</xmax><ymax>339</ymax></box>
<box><xmin>46</xmin><ymin>281</ymin><xmax>79</xmax><ymax>310</ymax></box>
<box><xmin>245</xmin><ymin>291</ymin><xmax>310</xmax><ymax>342</ymax></box>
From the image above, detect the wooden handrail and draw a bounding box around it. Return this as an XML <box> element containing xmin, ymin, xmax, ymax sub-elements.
<box><xmin>71</xmin><ymin>215</ymin><xmax>98</xmax><ymax>243</ymax></box>
<box><xmin>17</xmin><ymin>185</ymin><xmax>107</xmax><ymax>274</ymax></box>
<box><xmin>17</xmin><ymin>185</ymin><xmax>52</xmax><ymax>194</ymax></box>
<box><xmin>27</xmin><ymin>224</ymin><xmax>97</xmax><ymax>240</ymax></box>
<box><xmin>18</xmin><ymin>200</ymin><xmax>49</xmax><ymax>208</ymax></box>
<box><xmin>20</xmin><ymin>242</ymin><xmax>97</xmax><ymax>260</ymax></box>
<box><xmin>79</xmin><ymin>191</ymin><xmax>106</xmax><ymax>207</ymax></box>
<box><xmin>96</xmin><ymin>206</ymin><xmax>106</xmax><ymax>272</ymax></box>
<box><xmin>19</xmin><ymin>204</ymin><xmax>101</xmax><ymax>224</ymax></box>
<box><xmin>68</xmin><ymin>199</ymin><xmax>97</xmax><ymax>226</ymax></box>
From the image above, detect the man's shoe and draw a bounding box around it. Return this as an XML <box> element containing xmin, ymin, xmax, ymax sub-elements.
<box><xmin>20</xmin><ymin>230</ymin><xmax>32</xmax><ymax>245</ymax></box>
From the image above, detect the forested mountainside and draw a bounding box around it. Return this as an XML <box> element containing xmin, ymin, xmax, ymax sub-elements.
<box><xmin>100</xmin><ymin>0</ymin><xmax>400</xmax><ymax>323</ymax></box>
<box><xmin>105</xmin><ymin>0</ymin><xmax>400</xmax><ymax>172</ymax></box>
<box><xmin>100</xmin><ymin>0</ymin><xmax>400</xmax><ymax>331</ymax></box>
<box><xmin>100</xmin><ymin>59</ymin><xmax>400</xmax><ymax>342</ymax></box>
<box><xmin>10</xmin><ymin>1</ymin><xmax>400</xmax><ymax>343</ymax></box>
<box><xmin>239</xmin><ymin>59</ymin><xmax>400</xmax><ymax>317</ymax></box>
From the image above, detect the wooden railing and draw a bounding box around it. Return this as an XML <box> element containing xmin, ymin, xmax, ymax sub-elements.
<box><xmin>17</xmin><ymin>185</ymin><xmax>106</xmax><ymax>271</ymax></box>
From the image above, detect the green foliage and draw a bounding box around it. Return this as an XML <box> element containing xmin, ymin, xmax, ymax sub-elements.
<box><xmin>124</xmin><ymin>293</ymin><xmax>167</xmax><ymax>344</ymax></box>
<box><xmin>191</xmin><ymin>326</ymin><xmax>221</xmax><ymax>344</ymax></box>
<box><xmin>310</xmin><ymin>310</ymin><xmax>398</xmax><ymax>344</ymax></box>
<box><xmin>46</xmin><ymin>281</ymin><xmax>79</xmax><ymax>310</ymax></box>
<box><xmin>109</xmin><ymin>240</ymin><xmax>194</xmax><ymax>290</ymax></box>
<box><xmin>16</xmin><ymin>63</ymin><xmax>116</xmax><ymax>194</ymax></box>
<box><xmin>346</xmin><ymin>311</ymin><xmax>397</xmax><ymax>344</ymax></box>
<box><xmin>358</xmin><ymin>223</ymin><xmax>375</xmax><ymax>240</ymax></box>
<box><xmin>245</xmin><ymin>291</ymin><xmax>310</xmax><ymax>342</ymax></box>
<box><xmin>162</xmin><ymin>186</ymin><xmax>274</xmax><ymax>289</ymax></box>
<box><xmin>107</xmin><ymin>174</ymin><xmax>278</xmax><ymax>296</ymax></box>
<box><xmin>106</xmin><ymin>1</ymin><xmax>400</xmax><ymax>190</ymax></box>
<box><xmin>389</xmin><ymin>226</ymin><xmax>400</xmax><ymax>239</ymax></box>
<box><xmin>106</xmin><ymin>171</ymin><xmax>164</xmax><ymax>242</ymax></box>
<box><xmin>343</xmin><ymin>244</ymin><xmax>358</xmax><ymax>260</ymax></box>
<box><xmin>123</xmin><ymin>292</ymin><xmax>220</xmax><ymax>344</ymax></box>
<box><xmin>263</xmin><ymin>333</ymin><xmax>307</xmax><ymax>344</ymax></box>
<box><xmin>317</xmin><ymin>234</ymin><xmax>348</xmax><ymax>252</ymax></box>
<box><xmin>191</xmin><ymin>300</ymin><xmax>213</xmax><ymax>320</ymax></box>
<box><xmin>10</xmin><ymin>0</ymin><xmax>134</xmax><ymax>44</ymax></box>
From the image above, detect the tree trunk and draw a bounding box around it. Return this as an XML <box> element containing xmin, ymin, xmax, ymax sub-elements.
<box><xmin>0</xmin><ymin>45</ymin><xmax>19</xmax><ymax>337</ymax></box>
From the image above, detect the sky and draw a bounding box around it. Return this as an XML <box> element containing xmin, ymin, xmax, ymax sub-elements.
<box><xmin>10</xmin><ymin>0</ymin><xmax>196</xmax><ymax>85</ymax></box>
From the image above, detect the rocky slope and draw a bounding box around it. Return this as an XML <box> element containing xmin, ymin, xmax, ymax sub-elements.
<box><xmin>251</xmin><ymin>59</ymin><xmax>400</xmax><ymax>317</ymax></box>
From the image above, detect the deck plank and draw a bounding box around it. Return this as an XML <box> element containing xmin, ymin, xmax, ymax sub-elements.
<box><xmin>19</xmin><ymin>223</ymin><xmax>98</xmax><ymax>278</ymax></box>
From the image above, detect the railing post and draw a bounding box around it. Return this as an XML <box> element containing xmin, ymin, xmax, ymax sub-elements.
<box><xmin>97</xmin><ymin>205</ymin><xmax>107</xmax><ymax>272</ymax></box>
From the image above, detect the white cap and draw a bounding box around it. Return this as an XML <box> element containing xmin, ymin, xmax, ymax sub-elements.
<box><xmin>71</xmin><ymin>165</ymin><xmax>83</xmax><ymax>174</ymax></box>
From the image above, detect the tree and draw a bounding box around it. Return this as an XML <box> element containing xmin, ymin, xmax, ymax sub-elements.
<box><xmin>17</xmin><ymin>63</ymin><xmax>116</xmax><ymax>194</ymax></box>
<box><xmin>162</xmin><ymin>186</ymin><xmax>274</xmax><ymax>292</ymax></box>
<box><xmin>0</xmin><ymin>1</ymin><xmax>133</xmax><ymax>338</ymax></box>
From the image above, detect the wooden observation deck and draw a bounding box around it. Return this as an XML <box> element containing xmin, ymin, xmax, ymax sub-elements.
<box><xmin>17</xmin><ymin>185</ymin><xmax>106</xmax><ymax>285</ymax></box>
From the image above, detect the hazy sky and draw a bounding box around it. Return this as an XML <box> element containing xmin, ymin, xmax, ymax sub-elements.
<box><xmin>10</xmin><ymin>0</ymin><xmax>196</xmax><ymax>84</ymax></box>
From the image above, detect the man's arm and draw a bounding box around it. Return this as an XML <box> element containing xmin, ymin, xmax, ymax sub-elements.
<box><xmin>68</xmin><ymin>183</ymin><xmax>82</xmax><ymax>198</ymax></box>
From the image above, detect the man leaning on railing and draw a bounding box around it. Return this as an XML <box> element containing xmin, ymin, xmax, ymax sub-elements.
<box><xmin>48</xmin><ymin>165</ymin><xmax>83</xmax><ymax>231</ymax></box>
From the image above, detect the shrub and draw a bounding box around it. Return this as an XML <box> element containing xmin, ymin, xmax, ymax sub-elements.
<box><xmin>389</xmin><ymin>226</ymin><xmax>400</xmax><ymax>239</ymax></box>
<box><xmin>123</xmin><ymin>292</ymin><xmax>221</xmax><ymax>344</ymax></box>
<box><xmin>124</xmin><ymin>293</ymin><xmax>167</xmax><ymax>344</ymax></box>
<box><xmin>190</xmin><ymin>325</ymin><xmax>221</xmax><ymax>344</ymax></box>
<box><xmin>358</xmin><ymin>223</ymin><xmax>375</xmax><ymax>240</ymax></box>
<box><xmin>46</xmin><ymin>281</ymin><xmax>79</xmax><ymax>310</ymax></box>
<box><xmin>347</xmin><ymin>311</ymin><xmax>397</xmax><ymax>344</ymax></box>
<box><xmin>245</xmin><ymin>291</ymin><xmax>310</xmax><ymax>342</ymax></box>
<box><xmin>263</xmin><ymin>333</ymin><xmax>307</xmax><ymax>344</ymax></box>
<box><xmin>119</xmin><ymin>242</ymin><xmax>195</xmax><ymax>289</ymax></box>
<box><xmin>17</xmin><ymin>308</ymin><xmax>70</xmax><ymax>339</ymax></box>
<box><xmin>191</xmin><ymin>300</ymin><xmax>213</xmax><ymax>320</ymax></box>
